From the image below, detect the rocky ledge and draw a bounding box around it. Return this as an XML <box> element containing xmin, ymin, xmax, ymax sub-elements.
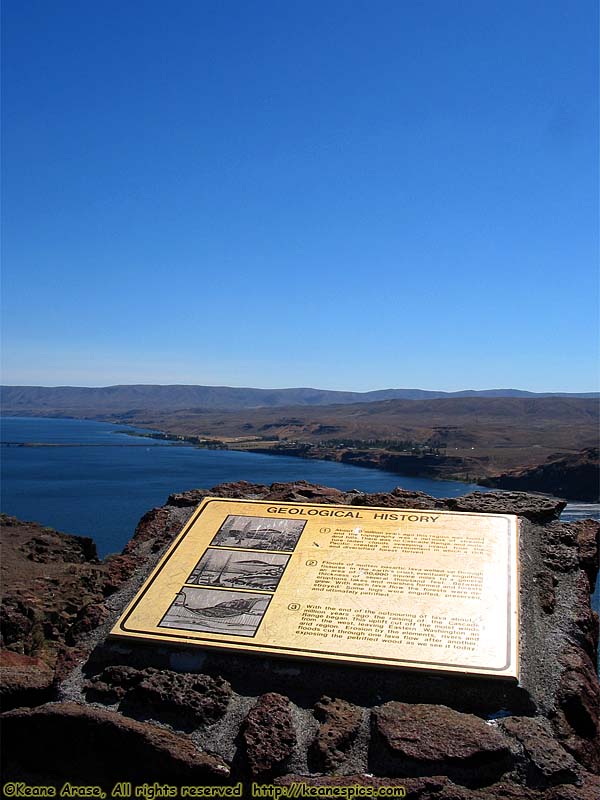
<box><xmin>1</xmin><ymin>481</ymin><xmax>599</xmax><ymax>798</ymax></box>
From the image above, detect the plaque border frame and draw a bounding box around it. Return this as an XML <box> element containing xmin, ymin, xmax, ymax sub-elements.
<box><xmin>112</xmin><ymin>498</ymin><xmax>519</xmax><ymax>678</ymax></box>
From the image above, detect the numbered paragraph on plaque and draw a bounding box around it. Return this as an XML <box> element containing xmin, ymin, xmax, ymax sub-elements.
<box><xmin>328</xmin><ymin>527</ymin><xmax>486</xmax><ymax>555</ymax></box>
<box><xmin>312</xmin><ymin>561</ymin><xmax>483</xmax><ymax>599</ymax></box>
<box><xmin>295</xmin><ymin>605</ymin><xmax>481</xmax><ymax>650</ymax></box>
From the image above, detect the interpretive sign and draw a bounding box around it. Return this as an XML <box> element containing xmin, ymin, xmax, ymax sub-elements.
<box><xmin>112</xmin><ymin>498</ymin><xmax>519</xmax><ymax>678</ymax></box>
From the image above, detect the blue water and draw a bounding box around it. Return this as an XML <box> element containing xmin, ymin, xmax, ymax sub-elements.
<box><xmin>1</xmin><ymin>417</ymin><xmax>487</xmax><ymax>557</ymax></box>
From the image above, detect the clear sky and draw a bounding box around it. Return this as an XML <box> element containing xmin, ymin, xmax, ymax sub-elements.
<box><xmin>1</xmin><ymin>0</ymin><xmax>598</xmax><ymax>392</ymax></box>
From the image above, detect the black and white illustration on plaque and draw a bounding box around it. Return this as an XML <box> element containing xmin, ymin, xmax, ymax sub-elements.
<box><xmin>209</xmin><ymin>515</ymin><xmax>306</xmax><ymax>552</ymax></box>
<box><xmin>159</xmin><ymin>587</ymin><xmax>271</xmax><ymax>637</ymax></box>
<box><xmin>186</xmin><ymin>548</ymin><xmax>289</xmax><ymax>591</ymax></box>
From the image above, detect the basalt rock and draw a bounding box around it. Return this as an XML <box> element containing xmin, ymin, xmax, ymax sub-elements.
<box><xmin>534</xmin><ymin>571</ymin><xmax>558</xmax><ymax>614</ymax></box>
<box><xmin>574</xmin><ymin>518</ymin><xmax>600</xmax><ymax>586</ymax></box>
<box><xmin>445</xmin><ymin>492</ymin><xmax>567</xmax><ymax>523</ymax></box>
<box><xmin>0</xmin><ymin>515</ymin><xmax>112</xmax><ymax>689</ymax></box>
<box><xmin>500</xmin><ymin>716</ymin><xmax>580</xmax><ymax>788</ymax></box>
<box><xmin>553</xmin><ymin>645</ymin><xmax>600</xmax><ymax>772</ymax></box>
<box><xmin>370</xmin><ymin>702</ymin><xmax>513</xmax><ymax>786</ymax></box>
<box><xmin>123</xmin><ymin>505</ymin><xmax>194</xmax><ymax>557</ymax></box>
<box><xmin>85</xmin><ymin>665</ymin><xmax>232</xmax><ymax>728</ymax></box>
<box><xmin>1</xmin><ymin>702</ymin><xmax>230</xmax><ymax>786</ymax></box>
<box><xmin>168</xmin><ymin>480</ymin><xmax>269</xmax><ymax>507</ymax></box>
<box><xmin>0</xmin><ymin>650</ymin><xmax>55</xmax><ymax>710</ymax></box>
<box><xmin>349</xmin><ymin>487</ymin><xmax>446</xmax><ymax>509</ymax></box>
<box><xmin>309</xmin><ymin>696</ymin><xmax>363</xmax><ymax>772</ymax></box>
<box><xmin>241</xmin><ymin>692</ymin><xmax>296</xmax><ymax>777</ymax></box>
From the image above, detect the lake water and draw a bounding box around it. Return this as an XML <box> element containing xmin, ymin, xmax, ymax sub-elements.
<box><xmin>1</xmin><ymin>417</ymin><xmax>492</xmax><ymax>557</ymax></box>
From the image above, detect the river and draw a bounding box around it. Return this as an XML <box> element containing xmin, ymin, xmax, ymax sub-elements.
<box><xmin>1</xmin><ymin>417</ymin><xmax>492</xmax><ymax>557</ymax></box>
<box><xmin>1</xmin><ymin>416</ymin><xmax>597</xmax><ymax>558</ymax></box>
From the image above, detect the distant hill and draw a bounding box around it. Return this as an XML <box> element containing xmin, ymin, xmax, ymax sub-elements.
<box><xmin>104</xmin><ymin>395</ymin><xmax>598</xmax><ymax>449</ymax></box>
<box><xmin>1</xmin><ymin>384</ymin><xmax>598</xmax><ymax>416</ymax></box>
<box><xmin>2</xmin><ymin>387</ymin><xmax>598</xmax><ymax>494</ymax></box>
<box><xmin>481</xmin><ymin>447</ymin><xmax>600</xmax><ymax>501</ymax></box>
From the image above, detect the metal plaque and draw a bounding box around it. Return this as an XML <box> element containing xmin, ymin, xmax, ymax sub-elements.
<box><xmin>111</xmin><ymin>498</ymin><xmax>519</xmax><ymax>678</ymax></box>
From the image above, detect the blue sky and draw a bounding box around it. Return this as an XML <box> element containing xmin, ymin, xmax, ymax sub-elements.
<box><xmin>2</xmin><ymin>0</ymin><xmax>598</xmax><ymax>392</ymax></box>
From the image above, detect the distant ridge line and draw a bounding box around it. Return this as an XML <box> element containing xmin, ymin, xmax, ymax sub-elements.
<box><xmin>1</xmin><ymin>384</ymin><xmax>598</xmax><ymax>415</ymax></box>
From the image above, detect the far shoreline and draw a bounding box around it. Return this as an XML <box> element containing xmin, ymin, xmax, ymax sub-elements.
<box><xmin>2</xmin><ymin>413</ymin><xmax>599</xmax><ymax>504</ymax></box>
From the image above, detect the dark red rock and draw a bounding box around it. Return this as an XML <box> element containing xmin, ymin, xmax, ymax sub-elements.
<box><xmin>0</xmin><ymin>516</ymin><xmax>117</xmax><ymax>683</ymax></box>
<box><xmin>500</xmin><ymin>716</ymin><xmax>580</xmax><ymax>787</ymax></box>
<box><xmin>85</xmin><ymin>665</ymin><xmax>232</xmax><ymax>727</ymax></box>
<box><xmin>445</xmin><ymin>492</ymin><xmax>566</xmax><ymax>523</ymax></box>
<box><xmin>553</xmin><ymin>646</ymin><xmax>600</xmax><ymax>773</ymax></box>
<box><xmin>18</xmin><ymin>528</ymin><xmax>98</xmax><ymax>563</ymax></box>
<box><xmin>0</xmin><ymin>650</ymin><xmax>55</xmax><ymax>709</ymax></box>
<box><xmin>573</xmin><ymin>519</ymin><xmax>600</xmax><ymax>587</ymax></box>
<box><xmin>1</xmin><ymin>702</ymin><xmax>230</xmax><ymax>785</ymax></box>
<box><xmin>265</xmin><ymin>481</ymin><xmax>347</xmax><ymax>503</ymax></box>
<box><xmin>167</xmin><ymin>488</ymin><xmax>214</xmax><ymax>507</ymax></box>
<box><xmin>65</xmin><ymin>602</ymin><xmax>109</xmax><ymax>645</ymax></box>
<box><xmin>168</xmin><ymin>481</ymin><xmax>271</xmax><ymax>506</ymax></box>
<box><xmin>102</xmin><ymin>553</ymin><xmax>139</xmax><ymax>593</ymax></box>
<box><xmin>168</xmin><ymin>479</ymin><xmax>344</xmax><ymax>508</ymax></box>
<box><xmin>85</xmin><ymin>664</ymin><xmax>147</xmax><ymax>703</ymax></box>
<box><xmin>544</xmin><ymin>773</ymin><xmax>600</xmax><ymax>800</ymax></box>
<box><xmin>465</xmin><ymin>784</ymin><xmax>540</xmax><ymax>800</ymax></box>
<box><xmin>242</xmin><ymin>692</ymin><xmax>296</xmax><ymax>777</ymax></box>
<box><xmin>351</xmin><ymin>487</ymin><xmax>445</xmax><ymax>509</ymax></box>
<box><xmin>535</xmin><ymin>571</ymin><xmax>557</xmax><ymax>614</ymax></box>
<box><xmin>124</xmin><ymin>505</ymin><xmax>193</xmax><ymax>556</ymax></box>
<box><xmin>371</xmin><ymin>702</ymin><xmax>513</xmax><ymax>786</ymax></box>
<box><xmin>569</xmin><ymin>571</ymin><xmax>599</xmax><ymax>659</ymax></box>
<box><xmin>309</xmin><ymin>696</ymin><xmax>363</xmax><ymax>771</ymax></box>
<box><xmin>0</xmin><ymin>596</ymin><xmax>34</xmax><ymax>650</ymax></box>
<box><xmin>540</xmin><ymin>523</ymin><xmax>581</xmax><ymax>573</ymax></box>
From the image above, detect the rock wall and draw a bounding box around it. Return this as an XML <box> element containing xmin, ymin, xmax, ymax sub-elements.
<box><xmin>1</xmin><ymin>482</ymin><xmax>599</xmax><ymax>799</ymax></box>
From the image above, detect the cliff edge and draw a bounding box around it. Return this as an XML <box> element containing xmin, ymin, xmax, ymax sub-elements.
<box><xmin>481</xmin><ymin>448</ymin><xmax>600</xmax><ymax>501</ymax></box>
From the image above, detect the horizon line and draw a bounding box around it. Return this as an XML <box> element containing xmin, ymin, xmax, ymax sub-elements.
<box><xmin>1</xmin><ymin>383</ymin><xmax>599</xmax><ymax>395</ymax></box>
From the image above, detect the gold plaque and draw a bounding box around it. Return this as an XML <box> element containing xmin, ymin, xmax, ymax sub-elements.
<box><xmin>111</xmin><ymin>498</ymin><xmax>519</xmax><ymax>678</ymax></box>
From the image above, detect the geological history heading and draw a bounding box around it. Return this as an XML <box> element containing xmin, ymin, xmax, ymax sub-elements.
<box><xmin>266</xmin><ymin>506</ymin><xmax>440</xmax><ymax>522</ymax></box>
